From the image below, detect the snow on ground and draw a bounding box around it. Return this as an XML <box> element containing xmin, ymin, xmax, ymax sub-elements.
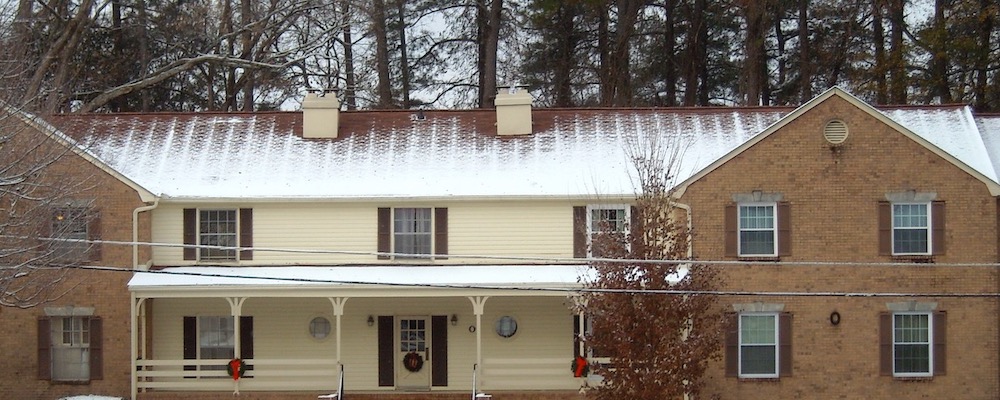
<box><xmin>59</xmin><ymin>396</ymin><xmax>122</xmax><ymax>400</ymax></box>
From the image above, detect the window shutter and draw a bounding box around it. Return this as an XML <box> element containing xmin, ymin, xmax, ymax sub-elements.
<box><xmin>431</xmin><ymin>315</ymin><xmax>448</xmax><ymax>386</ymax></box>
<box><xmin>239</xmin><ymin>208</ymin><xmax>253</xmax><ymax>260</ymax></box>
<box><xmin>934</xmin><ymin>311</ymin><xmax>946</xmax><ymax>375</ymax></box>
<box><xmin>89</xmin><ymin>317</ymin><xmax>103</xmax><ymax>380</ymax></box>
<box><xmin>39</xmin><ymin>210</ymin><xmax>53</xmax><ymax>251</ymax></box>
<box><xmin>240</xmin><ymin>316</ymin><xmax>254</xmax><ymax>373</ymax></box>
<box><xmin>724</xmin><ymin>205</ymin><xmax>737</xmax><ymax>257</ymax></box>
<box><xmin>932</xmin><ymin>201</ymin><xmax>945</xmax><ymax>255</ymax></box>
<box><xmin>377</xmin><ymin>208</ymin><xmax>391</xmax><ymax>260</ymax></box>
<box><xmin>779</xmin><ymin>312</ymin><xmax>792</xmax><ymax>376</ymax></box>
<box><xmin>879</xmin><ymin>312</ymin><xmax>892</xmax><ymax>376</ymax></box>
<box><xmin>777</xmin><ymin>202</ymin><xmax>791</xmax><ymax>257</ymax></box>
<box><xmin>183</xmin><ymin>316</ymin><xmax>196</xmax><ymax>372</ymax></box>
<box><xmin>88</xmin><ymin>211</ymin><xmax>102</xmax><ymax>262</ymax></box>
<box><xmin>878</xmin><ymin>202</ymin><xmax>892</xmax><ymax>256</ymax></box>
<box><xmin>573</xmin><ymin>315</ymin><xmax>581</xmax><ymax>358</ymax></box>
<box><xmin>183</xmin><ymin>209</ymin><xmax>196</xmax><ymax>260</ymax></box>
<box><xmin>573</xmin><ymin>206</ymin><xmax>586</xmax><ymax>258</ymax></box>
<box><xmin>377</xmin><ymin>316</ymin><xmax>394</xmax><ymax>386</ymax></box>
<box><xmin>724</xmin><ymin>313</ymin><xmax>738</xmax><ymax>377</ymax></box>
<box><xmin>37</xmin><ymin>317</ymin><xmax>51</xmax><ymax>380</ymax></box>
<box><xmin>434</xmin><ymin>208</ymin><xmax>448</xmax><ymax>260</ymax></box>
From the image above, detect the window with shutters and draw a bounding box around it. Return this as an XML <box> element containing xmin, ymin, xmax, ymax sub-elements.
<box><xmin>587</xmin><ymin>205</ymin><xmax>630</xmax><ymax>257</ymax></box>
<box><xmin>739</xmin><ymin>313</ymin><xmax>779</xmax><ymax>378</ymax></box>
<box><xmin>892</xmin><ymin>203</ymin><xmax>930</xmax><ymax>255</ymax></box>
<box><xmin>49</xmin><ymin>206</ymin><xmax>100</xmax><ymax>262</ymax></box>
<box><xmin>184</xmin><ymin>316</ymin><xmax>254</xmax><ymax>376</ymax></box>
<box><xmin>880</xmin><ymin>309</ymin><xmax>945</xmax><ymax>378</ymax></box>
<box><xmin>878</xmin><ymin>198</ymin><xmax>944</xmax><ymax>259</ymax></box>
<box><xmin>738</xmin><ymin>204</ymin><xmax>777</xmax><ymax>257</ymax></box>
<box><xmin>51</xmin><ymin>316</ymin><xmax>92</xmax><ymax>381</ymax></box>
<box><xmin>183</xmin><ymin>208</ymin><xmax>253</xmax><ymax>262</ymax></box>
<box><xmin>377</xmin><ymin>207</ymin><xmax>447</xmax><ymax>260</ymax></box>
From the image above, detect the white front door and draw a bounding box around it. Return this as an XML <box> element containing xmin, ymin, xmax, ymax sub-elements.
<box><xmin>396</xmin><ymin>316</ymin><xmax>431</xmax><ymax>389</ymax></box>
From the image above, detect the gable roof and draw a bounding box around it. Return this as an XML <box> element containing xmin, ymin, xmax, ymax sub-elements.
<box><xmin>49</xmin><ymin>90</ymin><xmax>1000</xmax><ymax>200</ymax></box>
<box><xmin>672</xmin><ymin>87</ymin><xmax>1000</xmax><ymax>197</ymax></box>
<box><xmin>3</xmin><ymin>105</ymin><xmax>157</xmax><ymax>202</ymax></box>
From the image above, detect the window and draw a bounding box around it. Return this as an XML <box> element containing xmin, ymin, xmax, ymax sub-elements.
<box><xmin>878</xmin><ymin>200</ymin><xmax>944</xmax><ymax>257</ymax></box>
<box><xmin>738</xmin><ymin>204</ymin><xmax>776</xmax><ymax>256</ymax></box>
<box><xmin>725</xmin><ymin>311</ymin><xmax>791</xmax><ymax>378</ymax></box>
<box><xmin>376</xmin><ymin>207</ymin><xmax>448</xmax><ymax>260</ymax></box>
<box><xmin>739</xmin><ymin>313</ymin><xmax>778</xmax><ymax>377</ymax></box>
<box><xmin>394</xmin><ymin>208</ymin><xmax>432</xmax><ymax>255</ymax></box>
<box><xmin>725</xmin><ymin>202</ymin><xmax>790</xmax><ymax>258</ymax></box>
<box><xmin>495</xmin><ymin>316</ymin><xmax>518</xmax><ymax>338</ymax></box>
<box><xmin>183</xmin><ymin>316</ymin><xmax>254</xmax><ymax>375</ymax></box>
<box><xmin>893</xmin><ymin>313</ymin><xmax>931</xmax><ymax>376</ymax></box>
<box><xmin>587</xmin><ymin>205</ymin><xmax>630</xmax><ymax>257</ymax></box>
<box><xmin>48</xmin><ymin>206</ymin><xmax>100</xmax><ymax>262</ymax></box>
<box><xmin>309</xmin><ymin>317</ymin><xmax>331</xmax><ymax>340</ymax></box>
<box><xmin>37</xmin><ymin>313</ymin><xmax>102</xmax><ymax>382</ymax></box>
<box><xmin>892</xmin><ymin>204</ymin><xmax>929</xmax><ymax>255</ymax></box>
<box><xmin>574</xmin><ymin>315</ymin><xmax>611</xmax><ymax>360</ymax></box>
<box><xmin>182</xmin><ymin>208</ymin><xmax>253</xmax><ymax>262</ymax></box>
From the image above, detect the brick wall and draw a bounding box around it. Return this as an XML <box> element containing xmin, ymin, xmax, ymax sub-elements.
<box><xmin>0</xmin><ymin>115</ymin><xmax>151</xmax><ymax>399</ymax></box>
<box><xmin>681</xmin><ymin>96</ymin><xmax>1000</xmax><ymax>399</ymax></box>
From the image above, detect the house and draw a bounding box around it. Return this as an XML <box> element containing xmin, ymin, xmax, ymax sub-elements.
<box><xmin>31</xmin><ymin>87</ymin><xmax>1000</xmax><ymax>399</ymax></box>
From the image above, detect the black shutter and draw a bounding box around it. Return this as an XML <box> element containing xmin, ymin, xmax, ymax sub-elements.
<box><xmin>434</xmin><ymin>208</ymin><xmax>448</xmax><ymax>259</ymax></box>
<box><xmin>573</xmin><ymin>315</ymin><xmax>581</xmax><ymax>358</ymax></box>
<box><xmin>878</xmin><ymin>202</ymin><xmax>892</xmax><ymax>256</ymax></box>
<box><xmin>240</xmin><ymin>316</ymin><xmax>254</xmax><ymax>373</ymax></box>
<box><xmin>377</xmin><ymin>316</ymin><xmax>394</xmax><ymax>386</ymax></box>
<box><xmin>573</xmin><ymin>206</ymin><xmax>586</xmax><ymax>258</ymax></box>
<box><xmin>37</xmin><ymin>317</ymin><xmax>51</xmax><ymax>380</ymax></box>
<box><xmin>239</xmin><ymin>208</ymin><xmax>253</xmax><ymax>260</ymax></box>
<box><xmin>377</xmin><ymin>208</ymin><xmax>391</xmax><ymax>260</ymax></box>
<box><xmin>932</xmin><ymin>201</ymin><xmax>945</xmax><ymax>255</ymax></box>
<box><xmin>89</xmin><ymin>317</ymin><xmax>103</xmax><ymax>380</ymax></box>
<box><xmin>778</xmin><ymin>313</ymin><xmax>792</xmax><ymax>376</ymax></box>
<box><xmin>183</xmin><ymin>316</ymin><xmax>197</xmax><ymax>372</ymax></box>
<box><xmin>724</xmin><ymin>205</ymin><xmax>737</xmax><ymax>257</ymax></box>
<box><xmin>934</xmin><ymin>311</ymin><xmax>946</xmax><ymax>375</ymax></box>
<box><xmin>183</xmin><ymin>209</ymin><xmax>197</xmax><ymax>260</ymax></box>
<box><xmin>88</xmin><ymin>211</ymin><xmax>102</xmax><ymax>261</ymax></box>
<box><xmin>431</xmin><ymin>315</ymin><xmax>448</xmax><ymax>386</ymax></box>
<box><xmin>724</xmin><ymin>313</ymin><xmax>738</xmax><ymax>377</ymax></box>
<box><xmin>777</xmin><ymin>202</ymin><xmax>791</xmax><ymax>257</ymax></box>
<box><xmin>879</xmin><ymin>313</ymin><xmax>892</xmax><ymax>376</ymax></box>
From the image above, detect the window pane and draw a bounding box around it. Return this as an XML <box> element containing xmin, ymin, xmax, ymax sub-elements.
<box><xmin>892</xmin><ymin>204</ymin><xmax>929</xmax><ymax>254</ymax></box>
<box><xmin>740</xmin><ymin>315</ymin><xmax>776</xmax><ymax>345</ymax></box>
<box><xmin>741</xmin><ymin>346</ymin><xmax>776</xmax><ymax>375</ymax></box>
<box><xmin>739</xmin><ymin>205</ymin><xmax>776</xmax><ymax>255</ymax></box>
<box><xmin>51</xmin><ymin>207</ymin><xmax>91</xmax><ymax>261</ymax></box>
<box><xmin>895</xmin><ymin>344</ymin><xmax>930</xmax><ymax>373</ymax></box>
<box><xmin>394</xmin><ymin>208</ymin><xmax>432</xmax><ymax>255</ymax></box>
<box><xmin>740</xmin><ymin>231</ymin><xmax>775</xmax><ymax>255</ymax></box>
<box><xmin>893</xmin><ymin>229</ymin><xmax>928</xmax><ymax>254</ymax></box>
<box><xmin>199</xmin><ymin>316</ymin><xmax>235</xmax><ymax>361</ymax></box>
<box><xmin>893</xmin><ymin>314</ymin><xmax>931</xmax><ymax>374</ymax></box>
<box><xmin>51</xmin><ymin>317</ymin><xmax>90</xmax><ymax>381</ymax></box>
<box><xmin>199</xmin><ymin>210</ymin><xmax>237</xmax><ymax>260</ymax></box>
<box><xmin>591</xmin><ymin>208</ymin><xmax>627</xmax><ymax>233</ymax></box>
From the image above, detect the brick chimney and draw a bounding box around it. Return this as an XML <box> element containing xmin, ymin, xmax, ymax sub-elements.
<box><xmin>495</xmin><ymin>86</ymin><xmax>533</xmax><ymax>136</ymax></box>
<box><xmin>302</xmin><ymin>89</ymin><xmax>341</xmax><ymax>138</ymax></box>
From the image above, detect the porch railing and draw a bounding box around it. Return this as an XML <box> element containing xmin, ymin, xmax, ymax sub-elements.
<box><xmin>136</xmin><ymin>358</ymin><xmax>341</xmax><ymax>392</ymax></box>
<box><xmin>479</xmin><ymin>357</ymin><xmax>580</xmax><ymax>390</ymax></box>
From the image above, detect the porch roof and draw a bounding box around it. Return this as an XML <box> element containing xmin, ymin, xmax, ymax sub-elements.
<box><xmin>128</xmin><ymin>265</ymin><xmax>592</xmax><ymax>297</ymax></box>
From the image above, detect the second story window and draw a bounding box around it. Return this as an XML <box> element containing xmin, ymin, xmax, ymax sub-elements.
<box><xmin>724</xmin><ymin>199</ymin><xmax>790</xmax><ymax>259</ymax></box>
<box><xmin>892</xmin><ymin>203</ymin><xmax>929</xmax><ymax>255</ymax></box>
<box><xmin>183</xmin><ymin>208</ymin><xmax>253</xmax><ymax>262</ymax></box>
<box><xmin>377</xmin><ymin>207</ymin><xmax>448</xmax><ymax>260</ymax></box>
<box><xmin>878</xmin><ymin>199</ymin><xmax>944</xmax><ymax>258</ymax></box>
<box><xmin>587</xmin><ymin>205</ymin><xmax>630</xmax><ymax>257</ymax></box>
<box><xmin>50</xmin><ymin>206</ymin><xmax>99</xmax><ymax>262</ymax></box>
<box><xmin>738</xmin><ymin>204</ymin><xmax>776</xmax><ymax>256</ymax></box>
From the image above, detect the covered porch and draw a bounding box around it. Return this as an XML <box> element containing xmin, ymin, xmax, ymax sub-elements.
<box><xmin>128</xmin><ymin>265</ymin><xmax>595</xmax><ymax>399</ymax></box>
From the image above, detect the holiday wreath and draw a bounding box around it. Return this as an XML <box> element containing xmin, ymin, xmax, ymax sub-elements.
<box><xmin>403</xmin><ymin>351</ymin><xmax>424</xmax><ymax>372</ymax></box>
<box><xmin>226</xmin><ymin>358</ymin><xmax>247</xmax><ymax>380</ymax></box>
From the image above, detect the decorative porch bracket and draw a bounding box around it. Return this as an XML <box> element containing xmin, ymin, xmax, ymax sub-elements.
<box><xmin>226</xmin><ymin>297</ymin><xmax>248</xmax><ymax>395</ymax></box>
<box><xmin>467</xmin><ymin>296</ymin><xmax>489</xmax><ymax>390</ymax></box>
<box><xmin>328</xmin><ymin>297</ymin><xmax>350</xmax><ymax>364</ymax></box>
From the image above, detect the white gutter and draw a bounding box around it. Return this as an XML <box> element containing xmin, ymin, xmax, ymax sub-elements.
<box><xmin>132</xmin><ymin>198</ymin><xmax>160</xmax><ymax>270</ymax></box>
<box><xmin>673</xmin><ymin>201</ymin><xmax>694</xmax><ymax>259</ymax></box>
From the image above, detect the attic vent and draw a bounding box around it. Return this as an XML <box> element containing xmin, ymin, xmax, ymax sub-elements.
<box><xmin>824</xmin><ymin>120</ymin><xmax>848</xmax><ymax>144</ymax></box>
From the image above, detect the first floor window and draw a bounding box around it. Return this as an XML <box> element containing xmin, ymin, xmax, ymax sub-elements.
<box><xmin>892</xmin><ymin>203</ymin><xmax>929</xmax><ymax>255</ymax></box>
<box><xmin>739</xmin><ymin>313</ymin><xmax>778</xmax><ymax>377</ymax></box>
<box><xmin>739</xmin><ymin>204</ymin><xmax>776</xmax><ymax>256</ymax></box>
<box><xmin>183</xmin><ymin>315</ymin><xmax>254</xmax><ymax>375</ymax></box>
<box><xmin>38</xmin><ymin>314</ymin><xmax>102</xmax><ymax>382</ymax></box>
<box><xmin>893</xmin><ymin>313</ymin><xmax>931</xmax><ymax>376</ymax></box>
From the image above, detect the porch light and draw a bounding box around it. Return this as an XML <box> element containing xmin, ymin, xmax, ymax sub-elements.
<box><xmin>450</xmin><ymin>314</ymin><xmax>458</xmax><ymax>326</ymax></box>
<box><xmin>367</xmin><ymin>315</ymin><xmax>374</xmax><ymax>327</ymax></box>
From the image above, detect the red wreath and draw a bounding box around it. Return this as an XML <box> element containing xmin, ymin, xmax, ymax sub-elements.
<box><xmin>571</xmin><ymin>356</ymin><xmax>589</xmax><ymax>377</ymax></box>
<box><xmin>227</xmin><ymin>358</ymin><xmax>246</xmax><ymax>380</ymax></box>
<box><xmin>403</xmin><ymin>352</ymin><xmax>424</xmax><ymax>372</ymax></box>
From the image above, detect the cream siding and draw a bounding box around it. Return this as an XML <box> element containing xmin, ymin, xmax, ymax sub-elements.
<box><xmin>152</xmin><ymin>201</ymin><xmax>580</xmax><ymax>266</ymax></box>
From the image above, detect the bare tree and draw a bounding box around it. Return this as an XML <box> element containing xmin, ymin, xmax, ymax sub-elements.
<box><xmin>581</xmin><ymin>137</ymin><xmax>725</xmax><ymax>399</ymax></box>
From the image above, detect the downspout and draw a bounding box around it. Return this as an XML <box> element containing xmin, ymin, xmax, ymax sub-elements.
<box><xmin>674</xmin><ymin>200</ymin><xmax>693</xmax><ymax>400</ymax></box>
<box><xmin>132</xmin><ymin>198</ymin><xmax>160</xmax><ymax>270</ymax></box>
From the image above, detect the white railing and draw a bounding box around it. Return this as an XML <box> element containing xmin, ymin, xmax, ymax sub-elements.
<box><xmin>136</xmin><ymin>358</ymin><xmax>341</xmax><ymax>392</ymax></box>
<box><xmin>479</xmin><ymin>357</ymin><xmax>580</xmax><ymax>390</ymax></box>
<box><xmin>472</xmin><ymin>364</ymin><xmax>491</xmax><ymax>399</ymax></box>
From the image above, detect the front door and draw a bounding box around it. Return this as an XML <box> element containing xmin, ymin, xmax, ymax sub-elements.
<box><xmin>396</xmin><ymin>316</ymin><xmax>431</xmax><ymax>389</ymax></box>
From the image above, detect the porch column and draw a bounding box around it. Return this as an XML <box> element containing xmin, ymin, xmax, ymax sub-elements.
<box><xmin>225</xmin><ymin>297</ymin><xmax>248</xmax><ymax>358</ymax></box>
<box><xmin>328</xmin><ymin>297</ymin><xmax>350</xmax><ymax>363</ymax></box>
<box><xmin>130</xmin><ymin>295</ymin><xmax>146</xmax><ymax>400</ymax></box>
<box><xmin>467</xmin><ymin>296</ymin><xmax>489</xmax><ymax>385</ymax></box>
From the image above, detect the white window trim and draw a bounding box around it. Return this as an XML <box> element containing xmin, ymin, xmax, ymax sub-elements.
<box><xmin>51</xmin><ymin>316</ymin><xmax>91</xmax><ymax>382</ymax></box>
<box><xmin>586</xmin><ymin>204</ymin><xmax>630</xmax><ymax>257</ymax></box>
<box><xmin>891</xmin><ymin>202</ymin><xmax>932</xmax><ymax>256</ymax></box>
<box><xmin>198</xmin><ymin>209</ymin><xmax>241</xmax><ymax>262</ymax></box>
<box><xmin>737</xmin><ymin>202</ymin><xmax>778</xmax><ymax>257</ymax></box>
<box><xmin>738</xmin><ymin>312</ymin><xmax>779</xmax><ymax>378</ymax></box>
<box><xmin>391</xmin><ymin>207</ymin><xmax>435</xmax><ymax>259</ymax></box>
<box><xmin>892</xmin><ymin>311</ymin><xmax>934</xmax><ymax>378</ymax></box>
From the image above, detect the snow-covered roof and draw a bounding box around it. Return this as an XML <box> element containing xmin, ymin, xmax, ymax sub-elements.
<box><xmin>128</xmin><ymin>265</ymin><xmax>590</xmax><ymax>293</ymax></box>
<box><xmin>50</xmin><ymin>97</ymin><xmax>1000</xmax><ymax>200</ymax></box>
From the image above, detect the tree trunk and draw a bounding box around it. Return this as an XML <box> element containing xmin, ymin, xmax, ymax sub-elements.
<box><xmin>397</xmin><ymin>0</ymin><xmax>411</xmax><ymax>109</ymax></box>
<box><xmin>798</xmin><ymin>0</ymin><xmax>811</xmax><ymax>102</ymax></box>
<box><xmin>662</xmin><ymin>0</ymin><xmax>677</xmax><ymax>106</ymax></box>
<box><xmin>929</xmin><ymin>0</ymin><xmax>951</xmax><ymax>103</ymax></box>
<box><xmin>372</xmin><ymin>0</ymin><xmax>394</xmax><ymax>108</ymax></box>
<box><xmin>240</xmin><ymin>0</ymin><xmax>254</xmax><ymax>111</ymax></box>
<box><xmin>683</xmin><ymin>0</ymin><xmax>706</xmax><ymax>106</ymax></box>
<box><xmin>552</xmin><ymin>2</ymin><xmax>579</xmax><ymax>107</ymax></box>
<box><xmin>872</xmin><ymin>0</ymin><xmax>888</xmax><ymax>104</ymax></box>
<box><xmin>596</xmin><ymin>4</ymin><xmax>611</xmax><ymax>105</ymax></box>
<box><xmin>887</xmin><ymin>0</ymin><xmax>906</xmax><ymax>104</ymax></box>
<box><xmin>973</xmin><ymin>0</ymin><xmax>994</xmax><ymax>111</ymax></box>
<box><xmin>341</xmin><ymin>0</ymin><xmax>357</xmax><ymax>110</ymax></box>
<box><xmin>741</xmin><ymin>0</ymin><xmax>768</xmax><ymax>106</ymax></box>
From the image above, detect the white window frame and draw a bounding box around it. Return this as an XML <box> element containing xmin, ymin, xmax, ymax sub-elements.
<box><xmin>891</xmin><ymin>203</ymin><xmax>931</xmax><ymax>256</ymax></box>
<box><xmin>892</xmin><ymin>312</ymin><xmax>933</xmax><ymax>377</ymax></box>
<box><xmin>738</xmin><ymin>203</ymin><xmax>777</xmax><ymax>257</ymax></box>
<box><xmin>586</xmin><ymin>204</ymin><xmax>630</xmax><ymax>257</ymax></box>
<box><xmin>198</xmin><ymin>209</ymin><xmax>239</xmax><ymax>261</ymax></box>
<box><xmin>738</xmin><ymin>312</ymin><xmax>779</xmax><ymax>378</ymax></box>
<box><xmin>392</xmin><ymin>207</ymin><xmax>433</xmax><ymax>257</ymax></box>
<box><xmin>198</xmin><ymin>316</ymin><xmax>235</xmax><ymax>371</ymax></box>
<box><xmin>51</xmin><ymin>316</ymin><xmax>91</xmax><ymax>382</ymax></box>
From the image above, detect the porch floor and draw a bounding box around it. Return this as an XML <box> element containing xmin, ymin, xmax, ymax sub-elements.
<box><xmin>135</xmin><ymin>390</ymin><xmax>585</xmax><ymax>400</ymax></box>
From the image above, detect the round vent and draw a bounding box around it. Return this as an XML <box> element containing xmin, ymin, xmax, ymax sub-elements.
<box><xmin>824</xmin><ymin>120</ymin><xmax>848</xmax><ymax>144</ymax></box>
